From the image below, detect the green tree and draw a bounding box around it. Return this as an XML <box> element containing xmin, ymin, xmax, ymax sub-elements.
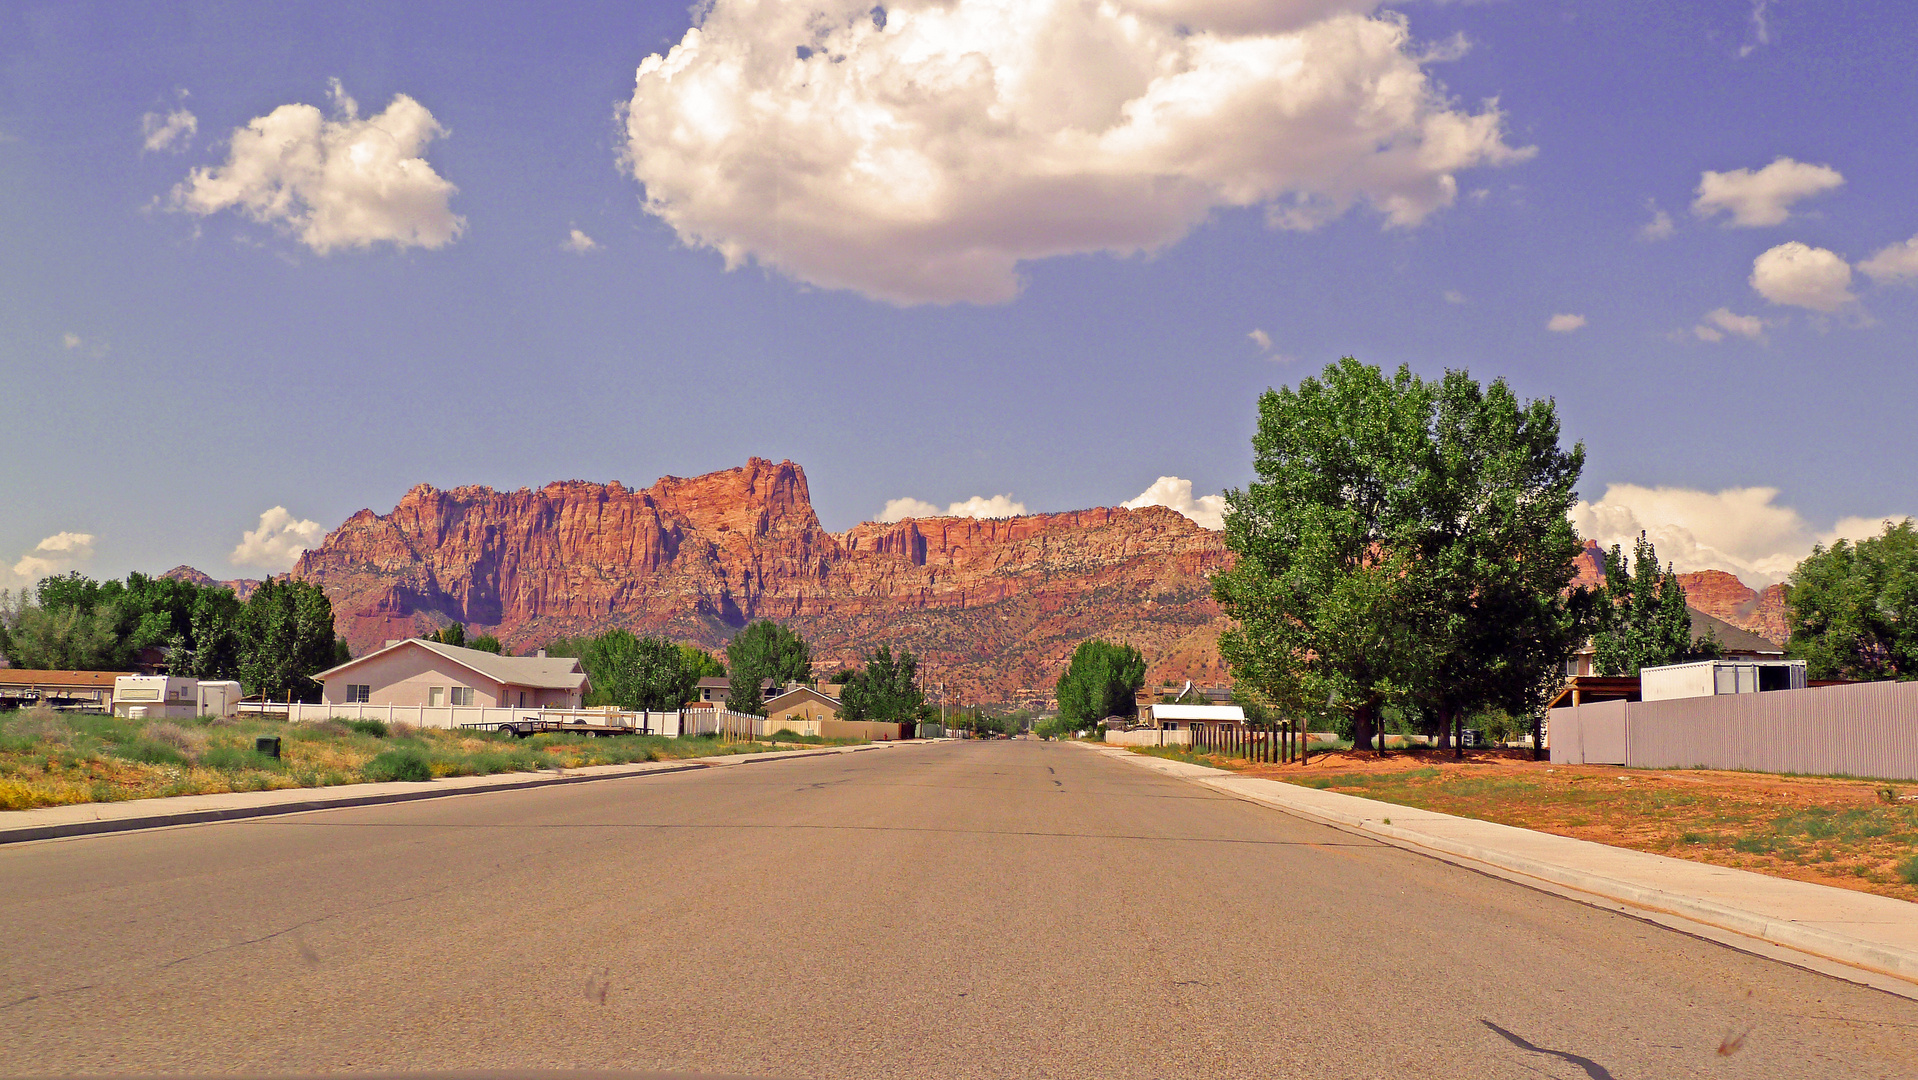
<box><xmin>468</xmin><ymin>633</ymin><xmax>504</xmax><ymax>655</ymax></box>
<box><xmin>1787</xmin><ymin>518</ymin><xmax>1918</xmax><ymax>680</ymax></box>
<box><xmin>1407</xmin><ymin>370</ymin><xmax>1594</xmax><ymax>756</ymax></box>
<box><xmin>1212</xmin><ymin>359</ymin><xmax>1437</xmax><ymax>751</ymax></box>
<box><xmin>238</xmin><ymin>579</ymin><xmax>341</xmax><ymax>701</ymax></box>
<box><xmin>1590</xmin><ymin>533</ymin><xmax>1710</xmax><ymax>676</ymax></box>
<box><xmin>677</xmin><ymin>643</ymin><xmax>726</xmax><ymax>679</ymax></box>
<box><xmin>169</xmin><ymin>586</ymin><xmax>245</xmax><ymax>680</ymax></box>
<box><xmin>1054</xmin><ymin>639</ymin><xmax>1146</xmax><ymax>724</ymax></box>
<box><xmin>0</xmin><ymin>598</ymin><xmax>120</xmax><ymax>670</ymax></box>
<box><xmin>429</xmin><ymin>622</ymin><xmax>468</xmax><ymax>648</ymax></box>
<box><xmin>840</xmin><ymin>644</ymin><xmax>928</xmax><ymax>722</ymax></box>
<box><xmin>724</xmin><ymin>620</ymin><xmax>811</xmax><ymax>715</ymax></box>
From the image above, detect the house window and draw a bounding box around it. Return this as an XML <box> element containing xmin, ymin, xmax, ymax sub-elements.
<box><xmin>450</xmin><ymin>687</ymin><xmax>474</xmax><ymax>707</ymax></box>
<box><xmin>429</xmin><ymin>687</ymin><xmax>445</xmax><ymax>707</ymax></box>
<box><xmin>346</xmin><ymin>684</ymin><xmax>371</xmax><ymax>703</ymax></box>
<box><xmin>517</xmin><ymin>691</ymin><xmax>526</xmax><ymax>708</ymax></box>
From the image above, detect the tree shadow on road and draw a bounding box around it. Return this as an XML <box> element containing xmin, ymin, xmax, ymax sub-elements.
<box><xmin>1481</xmin><ymin>1019</ymin><xmax>1617</xmax><ymax>1080</ymax></box>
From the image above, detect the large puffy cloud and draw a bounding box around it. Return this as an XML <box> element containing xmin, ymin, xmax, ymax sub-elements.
<box><xmin>1570</xmin><ymin>484</ymin><xmax>1908</xmax><ymax>586</ymax></box>
<box><xmin>1859</xmin><ymin>234</ymin><xmax>1918</xmax><ymax>285</ymax></box>
<box><xmin>620</xmin><ymin>0</ymin><xmax>1532</xmax><ymax>304</ymax></box>
<box><xmin>230</xmin><ymin>507</ymin><xmax>324</xmax><ymax>571</ymax></box>
<box><xmin>1123</xmin><ymin>476</ymin><xmax>1226</xmax><ymax>529</ymax></box>
<box><xmin>3</xmin><ymin>532</ymin><xmax>96</xmax><ymax>590</ymax></box>
<box><xmin>1692</xmin><ymin>157</ymin><xmax>1843</xmax><ymax>228</ymax></box>
<box><xmin>173</xmin><ymin>81</ymin><xmax>463</xmax><ymax>253</ymax></box>
<box><xmin>876</xmin><ymin>494</ymin><xmax>1028</xmax><ymax>522</ymax></box>
<box><xmin>1750</xmin><ymin>241</ymin><xmax>1854</xmax><ymax>312</ymax></box>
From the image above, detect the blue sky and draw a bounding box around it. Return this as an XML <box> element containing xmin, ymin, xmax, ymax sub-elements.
<box><xmin>2</xmin><ymin>0</ymin><xmax>1914</xmax><ymax>590</ymax></box>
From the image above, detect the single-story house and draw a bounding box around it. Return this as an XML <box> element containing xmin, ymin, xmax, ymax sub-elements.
<box><xmin>1143</xmin><ymin>703</ymin><xmax>1247</xmax><ymax>736</ymax></box>
<box><xmin>0</xmin><ymin>669</ymin><xmax>129</xmax><ymax>710</ymax></box>
<box><xmin>764</xmin><ymin>685</ymin><xmax>843</xmax><ymax>733</ymax></box>
<box><xmin>313</xmin><ymin>639</ymin><xmax>589</xmax><ymax>710</ymax></box>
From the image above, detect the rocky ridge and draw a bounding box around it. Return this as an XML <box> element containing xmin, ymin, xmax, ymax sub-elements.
<box><xmin>288</xmin><ymin>458</ymin><xmax>1232</xmax><ymax>702</ymax></box>
<box><xmin>1572</xmin><ymin>540</ymin><xmax>1790</xmax><ymax>645</ymax></box>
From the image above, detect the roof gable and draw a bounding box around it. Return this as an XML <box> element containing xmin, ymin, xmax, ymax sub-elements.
<box><xmin>763</xmin><ymin>685</ymin><xmax>842</xmax><ymax>712</ymax></box>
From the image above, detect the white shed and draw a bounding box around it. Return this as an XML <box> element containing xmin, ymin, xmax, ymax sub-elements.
<box><xmin>1639</xmin><ymin>659</ymin><xmax>1807</xmax><ymax>702</ymax></box>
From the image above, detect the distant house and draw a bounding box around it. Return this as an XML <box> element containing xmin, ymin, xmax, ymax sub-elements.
<box><xmin>763</xmin><ymin>685</ymin><xmax>843</xmax><ymax>732</ymax></box>
<box><xmin>313</xmin><ymin>639</ymin><xmax>589</xmax><ymax>710</ymax></box>
<box><xmin>1143</xmin><ymin>703</ymin><xmax>1246</xmax><ymax>736</ymax></box>
<box><xmin>693</xmin><ymin>676</ymin><xmax>780</xmax><ymax>706</ymax></box>
<box><xmin>1562</xmin><ymin>609</ymin><xmax>1784</xmax><ymax>678</ymax></box>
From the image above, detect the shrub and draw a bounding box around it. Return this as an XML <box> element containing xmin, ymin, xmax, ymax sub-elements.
<box><xmin>113</xmin><ymin>739</ymin><xmax>189</xmax><ymax>766</ymax></box>
<box><xmin>142</xmin><ymin>722</ymin><xmax>208</xmax><ymax>758</ymax></box>
<box><xmin>364</xmin><ymin>747</ymin><xmax>433</xmax><ymax>782</ymax></box>
<box><xmin>1899</xmin><ymin>854</ymin><xmax>1918</xmax><ymax>887</ymax></box>
<box><xmin>202</xmin><ymin>744</ymin><xmax>285</xmax><ymax>771</ymax></box>
<box><xmin>343</xmin><ymin>718</ymin><xmax>390</xmax><ymax>738</ymax></box>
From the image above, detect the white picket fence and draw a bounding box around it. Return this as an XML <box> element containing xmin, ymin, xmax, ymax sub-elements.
<box><xmin>250</xmin><ymin>701</ymin><xmax>760</xmax><ymax>736</ymax></box>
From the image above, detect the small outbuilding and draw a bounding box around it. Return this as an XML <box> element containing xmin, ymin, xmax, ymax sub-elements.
<box><xmin>763</xmin><ymin>685</ymin><xmax>843</xmax><ymax>735</ymax></box>
<box><xmin>312</xmin><ymin>639</ymin><xmax>590</xmax><ymax>710</ymax></box>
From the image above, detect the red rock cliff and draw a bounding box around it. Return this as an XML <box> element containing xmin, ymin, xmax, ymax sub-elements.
<box><xmin>291</xmin><ymin>459</ymin><xmax>1231</xmax><ymax>702</ymax></box>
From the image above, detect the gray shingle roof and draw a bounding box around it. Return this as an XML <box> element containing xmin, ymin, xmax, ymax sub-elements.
<box><xmin>316</xmin><ymin>639</ymin><xmax>590</xmax><ymax>692</ymax></box>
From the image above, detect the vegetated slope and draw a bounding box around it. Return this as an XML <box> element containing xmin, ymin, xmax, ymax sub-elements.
<box><xmin>287</xmin><ymin>458</ymin><xmax>1232</xmax><ymax>702</ymax></box>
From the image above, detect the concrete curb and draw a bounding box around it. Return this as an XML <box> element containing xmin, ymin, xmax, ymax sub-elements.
<box><xmin>0</xmin><ymin>741</ymin><xmax>897</xmax><ymax>845</ymax></box>
<box><xmin>1085</xmin><ymin>743</ymin><xmax>1918</xmax><ymax>992</ymax></box>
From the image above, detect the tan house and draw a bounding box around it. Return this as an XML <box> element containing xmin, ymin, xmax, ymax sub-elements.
<box><xmin>313</xmin><ymin>639</ymin><xmax>589</xmax><ymax>710</ymax></box>
<box><xmin>763</xmin><ymin>685</ymin><xmax>843</xmax><ymax>734</ymax></box>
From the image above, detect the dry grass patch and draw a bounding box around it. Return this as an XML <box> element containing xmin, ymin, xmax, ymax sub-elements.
<box><xmin>1139</xmin><ymin>746</ymin><xmax>1918</xmax><ymax>903</ymax></box>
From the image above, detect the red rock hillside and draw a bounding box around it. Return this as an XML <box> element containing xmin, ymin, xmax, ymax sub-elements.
<box><xmin>289</xmin><ymin>459</ymin><xmax>1232</xmax><ymax>704</ymax></box>
<box><xmin>159</xmin><ymin>565</ymin><xmax>262</xmax><ymax>601</ymax></box>
<box><xmin>1570</xmin><ymin>540</ymin><xmax>1789</xmax><ymax>645</ymax></box>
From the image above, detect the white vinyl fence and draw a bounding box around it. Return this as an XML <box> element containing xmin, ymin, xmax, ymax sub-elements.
<box><xmin>1105</xmin><ymin>728</ymin><xmax>1194</xmax><ymax>746</ymax></box>
<box><xmin>250</xmin><ymin>701</ymin><xmax>759</xmax><ymax>736</ymax></box>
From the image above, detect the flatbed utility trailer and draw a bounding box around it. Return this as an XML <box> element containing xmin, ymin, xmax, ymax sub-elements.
<box><xmin>470</xmin><ymin>718</ymin><xmax>663</xmax><ymax>739</ymax></box>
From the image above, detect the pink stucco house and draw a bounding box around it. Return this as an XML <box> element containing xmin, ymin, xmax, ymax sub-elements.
<box><xmin>314</xmin><ymin>639</ymin><xmax>590</xmax><ymax>710</ymax></box>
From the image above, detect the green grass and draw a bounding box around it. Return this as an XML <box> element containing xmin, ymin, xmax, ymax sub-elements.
<box><xmin>0</xmin><ymin>706</ymin><xmax>832</xmax><ymax>810</ymax></box>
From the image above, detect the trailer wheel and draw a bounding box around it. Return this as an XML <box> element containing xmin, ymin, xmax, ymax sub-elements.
<box><xmin>499</xmin><ymin>724</ymin><xmax>519</xmax><ymax>739</ymax></box>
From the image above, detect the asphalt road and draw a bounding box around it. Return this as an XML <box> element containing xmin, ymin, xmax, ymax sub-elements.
<box><xmin>3</xmin><ymin>740</ymin><xmax>1915</xmax><ymax>1079</ymax></box>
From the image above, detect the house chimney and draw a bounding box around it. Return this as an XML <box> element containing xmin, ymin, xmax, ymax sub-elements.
<box><xmin>536</xmin><ymin>649</ymin><xmax>547</xmax><ymax>659</ymax></box>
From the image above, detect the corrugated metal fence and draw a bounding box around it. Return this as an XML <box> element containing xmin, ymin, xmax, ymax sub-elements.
<box><xmin>1549</xmin><ymin>680</ymin><xmax>1918</xmax><ymax>780</ymax></box>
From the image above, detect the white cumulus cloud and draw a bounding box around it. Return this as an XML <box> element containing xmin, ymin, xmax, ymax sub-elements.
<box><xmin>1570</xmin><ymin>484</ymin><xmax>1910</xmax><ymax>587</ymax></box>
<box><xmin>4</xmin><ymin>532</ymin><xmax>97</xmax><ymax>589</ymax></box>
<box><xmin>562</xmin><ymin>228</ymin><xmax>599</xmax><ymax>253</ymax></box>
<box><xmin>1123</xmin><ymin>476</ymin><xmax>1226</xmax><ymax>530</ymax></box>
<box><xmin>172</xmin><ymin>80</ymin><xmax>463</xmax><ymax>254</ymax></box>
<box><xmin>141</xmin><ymin>106</ymin><xmax>198</xmax><ymax>153</ymax></box>
<box><xmin>61</xmin><ymin>332</ymin><xmax>82</xmax><ymax>350</ymax></box>
<box><xmin>1248</xmin><ymin>328</ymin><xmax>1272</xmax><ymax>352</ymax></box>
<box><xmin>230</xmin><ymin>507</ymin><xmax>325</xmax><ymax>571</ymax></box>
<box><xmin>1693</xmin><ymin>306</ymin><xmax>1766</xmax><ymax>342</ymax></box>
<box><xmin>877</xmin><ymin>493</ymin><xmax>1028</xmax><ymax>522</ymax></box>
<box><xmin>1692</xmin><ymin>157</ymin><xmax>1844</xmax><ymax>228</ymax></box>
<box><xmin>1638</xmin><ymin>203</ymin><xmax>1674</xmax><ymax>241</ymax></box>
<box><xmin>1750</xmin><ymin>241</ymin><xmax>1855</xmax><ymax>312</ymax></box>
<box><xmin>619</xmin><ymin>0</ymin><xmax>1533</xmax><ymax>304</ymax></box>
<box><xmin>1547</xmin><ymin>313</ymin><xmax>1586</xmax><ymax>333</ymax></box>
<box><xmin>1859</xmin><ymin>234</ymin><xmax>1918</xmax><ymax>285</ymax></box>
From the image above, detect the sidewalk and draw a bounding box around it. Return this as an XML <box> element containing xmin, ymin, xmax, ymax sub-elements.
<box><xmin>1090</xmin><ymin>744</ymin><xmax>1918</xmax><ymax>996</ymax></box>
<box><xmin>0</xmin><ymin>741</ymin><xmax>895</xmax><ymax>845</ymax></box>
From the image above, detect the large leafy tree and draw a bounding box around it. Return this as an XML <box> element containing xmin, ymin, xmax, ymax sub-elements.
<box><xmin>678</xmin><ymin>644</ymin><xmax>726</xmax><ymax>680</ymax></box>
<box><xmin>1212</xmin><ymin>359</ymin><xmax>1437</xmax><ymax>751</ymax></box>
<box><xmin>1409</xmin><ymin>371</ymin><xmax>1593</xmax><ymax>755</ymax></box>
<box><xmin>1215</xmin><ymin>359</ymin><xmax>1595</xmax><ymax>753</ymax></box>
<box><xmin>724</xmin><ymin>620</ymin><xmax>812</xmax><ymax>714</ymax></box>
<box><xmin>1054</xmin><ymin>639</ymin><xmax>1146</xmax><ymax>724</ymax></box>
<box><xmin>1787</xmin><ymin>518</ymin><xmax>1918</xmax><ymax>680</ymax></box>
<box><xmin>238</xmin><ymin>579</ymin><xmax>342</xmax><ymax>702</ymax></box>
<box><xmin>840</xmin><ymin>644</ymin><xmax>927</xmax><ymax>722</ymax></box>
<box><xmin>1590</xmin><ymin>533</ymin><xmax>1713</xmax><ymax>676</ymax></box>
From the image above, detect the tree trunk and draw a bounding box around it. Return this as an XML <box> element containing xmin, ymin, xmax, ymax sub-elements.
<box><xmin>1352</xmin><ymin>705</ymin><xmax>1375</xmax><ymax>755</ymax></box>
<box><xmin>1531</xmin><ymin>711</ymin><xmax>1544</xmax><ymax>761</ymax></box>
<box><xmin>1453</xmin><ymin>711</ymin><xmax>1464</xmax><ymax>762</ymax></box>
<box><xmin>1436</xmin><ymin>711</ymin><xmax>1452</xmax><ymax>753</ymax></box>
